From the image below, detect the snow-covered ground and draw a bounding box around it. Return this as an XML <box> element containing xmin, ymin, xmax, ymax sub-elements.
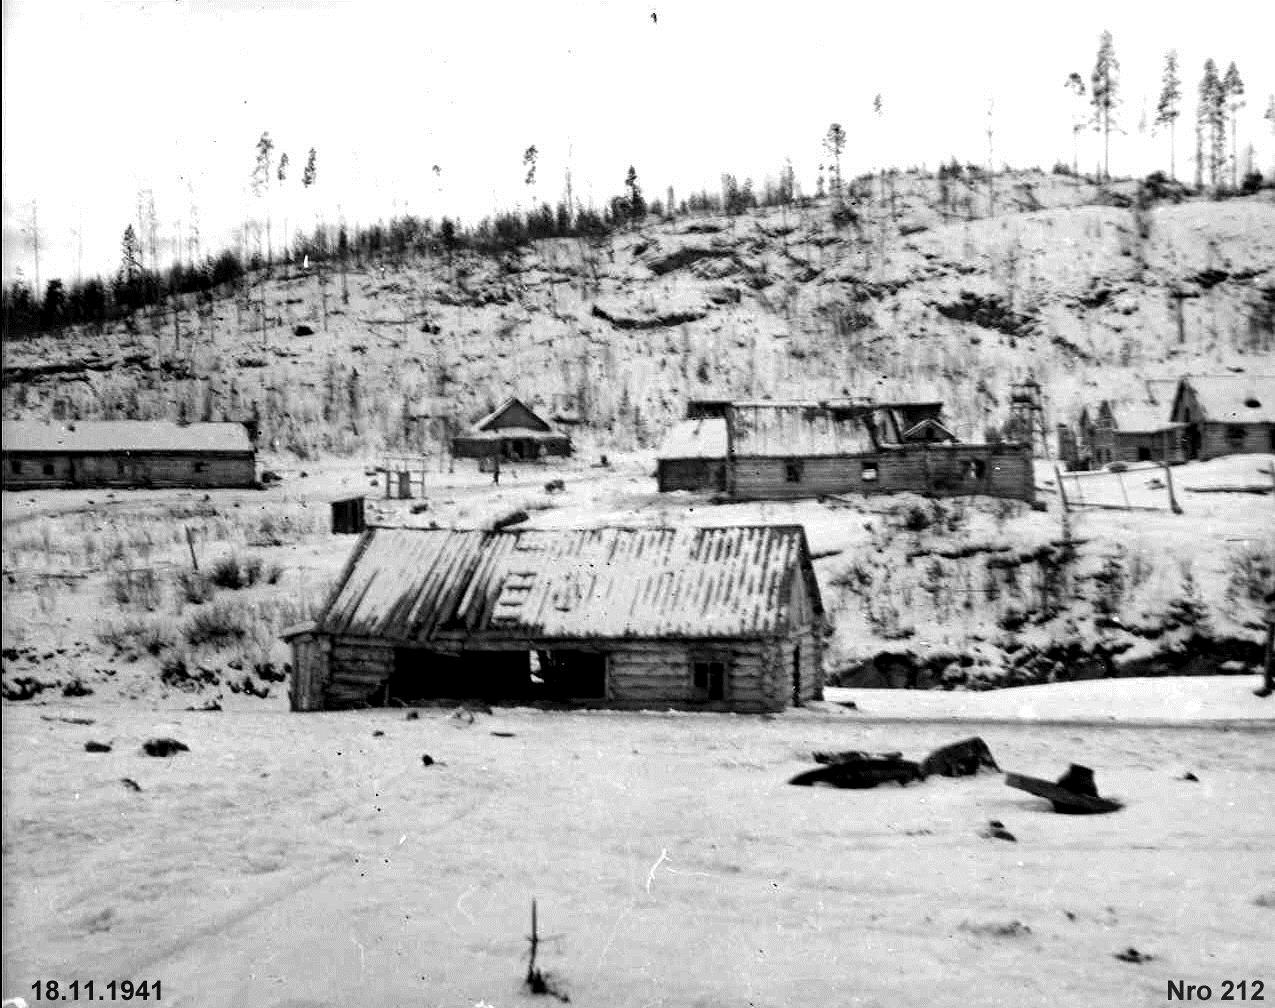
<box><xmin>3</xmin><ymin>678</ymin><xmax>1272</xmax><ymax>1008</ymax></box>
<box><xmin>828</xmin><ymin>675</ymin><xmax>1273</xmax><ymax>724</ymax></box>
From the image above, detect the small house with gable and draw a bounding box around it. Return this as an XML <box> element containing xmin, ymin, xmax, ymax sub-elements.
<box><xmin>450</xmin><ymin>397</ymin><xmax>572</xmax><ymax>461</ymax></box>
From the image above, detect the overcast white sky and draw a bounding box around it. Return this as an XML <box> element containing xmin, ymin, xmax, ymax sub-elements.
<box><xmin>3</xmin><ymin>0</ymin><xmax>1273</xmax><ymax>285</ymax></box>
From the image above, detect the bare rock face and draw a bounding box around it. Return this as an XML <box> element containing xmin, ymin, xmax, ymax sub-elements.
<box><xmin>642</xmin><ymin>239</ymin><xmax>734</xmax><ymax>276</ymax></box>
<box><xmin>591</xmin><ymin>296</ymin><xmax>710</xmax><ymax>330</ymax></box>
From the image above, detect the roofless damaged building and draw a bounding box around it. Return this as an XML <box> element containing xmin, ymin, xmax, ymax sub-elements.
<box><xmin>284</xmin><ymin>524</ymin><xmax>826</xmax><ymax>713</ymax></box>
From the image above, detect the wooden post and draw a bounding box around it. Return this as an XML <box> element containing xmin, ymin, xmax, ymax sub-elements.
<box><xmin>1163</xmin><ymin>462</ymin><xmax>1183</xmax><ymax>515</ymax></box>
<box><xmin>1259</xmin><ymin>613</ymin><xmax>1274</xmax><ymax>697</ymax></box>
<box><xmin>1053</xmin><ymin>465</ymin><xmax>1070</xmax><ymax>513</ymax></box>
<box><xmin>1116</xmin><ymin>470</ymin><xmax>1131</xmax><ymax>508</ymax></box>
<box><xmin>185</xmin><ymin>527</ymin><xmax>199</xmax><ymax>571</ymax></box>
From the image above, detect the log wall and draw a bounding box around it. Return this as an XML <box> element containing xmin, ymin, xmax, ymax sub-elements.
<box><xmin>657</xmin><ymin>458</ymin><xmax>726</xmax><ymax>492</ymax></box>
<box><xmin>730</xmin><ymin>444</ymin><xmax>1036</xmax><ymax>503</ymax></box>
<box><xmin>1199</xmin><ymin>422</ymin><xmax>1275</xmax><ymax>460</ymax></box>
<box><xmin>300</xmin><ymin>633</ymin><xmax>802</xmax><ymax>713</ymax></box>
<box><xmin>3</xmin><ymin>451</ymin><xmax>256</xmax><ymax>490</ymax></box>
<box><xmin>1112</xmin><ymin>430</ymin><xmax>1185</xmax><ymax>464</ymax></box>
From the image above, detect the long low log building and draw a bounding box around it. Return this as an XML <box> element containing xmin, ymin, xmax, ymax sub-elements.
<box><xmin>2</xmin><ymin>420</ymin><xmax>257</xmax><ymax>490</ymax></box>
<box><xmin>285</xmin><ymin>523</ymin><xmax>827</xmax><ymax>713</ymax></box>
<box><xmin>657</xmin><ymin>399</ymin><xmax>1036</xmax><ymax>503</ymax></box>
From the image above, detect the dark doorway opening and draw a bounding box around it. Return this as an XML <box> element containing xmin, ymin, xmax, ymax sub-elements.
<box><xmin>533</xmin><ymin>650</ymin><xmax>607</xmax><ymax>700</ymax></box>
<box><xmin>388</xmin><ymin>649</ymin><xmax>530</xmax><ymax>704</ymax></box>
<box><xmin>1137</xmin><ymin>446</ymin><xmax>1152</xmax><ymax>462</ymax></box>
<box><xmin>692</xmin><ymin>659</ymin><xmax>727</xmax><ymax>701</ymax></box>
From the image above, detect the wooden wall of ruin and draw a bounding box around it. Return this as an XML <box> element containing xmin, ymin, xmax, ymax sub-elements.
<box><xmin>291</xmin><ymin>633</ymin><xmax>802</xmax><ymax>713</ymax></box>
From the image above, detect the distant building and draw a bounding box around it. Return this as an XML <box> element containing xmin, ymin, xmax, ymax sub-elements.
<box><xmin>1091</xmin><ymin>400</ymin><xmax>1185</xmax><ymax>465</ymax></box>
<box><xmin>656</xmin><ymin>417</ymin><xmax>728</xmax><ymax>492</ymax></box>
<box><xmin>285</xmin><ymin>523</ymin><xmax>826</xmax><ymax>713</ymax></box>
<box><xmin>1170</xmin><ymin>375</ymin><xmax>1275</xmax><ymax>460</ymax></box>
<box><xmin>450</xmin><ymin>397</ymin><xmax>572</xmax><ymax>461</ymax></box>
<box><xmin>655</xmin><ymin>399</ymin><xmax>1035</xmax><ymax>503</ymax></box>
<box><xmin>1</xmin><ymin>420</ymin><xmax>257</xmax><ymax>490</ymax></box>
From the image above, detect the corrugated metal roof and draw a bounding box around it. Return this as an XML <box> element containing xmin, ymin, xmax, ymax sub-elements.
<box><xmin>656</xmin><ymin>418</ymin><xmax>728</xmax><ymax>459</ymax></box>
<box><xmin>1182</xmin><ymin>375</ymin><xmax>1275</xmax><ymax>424</ymax></box>
<box><xmin>728</xmin><ymin>403</ymin><xmax>879</xmax><ymax>456</ymax></box>
<box><xmin>317</xmin><ymin>524</ymin><xmax>816</xmax><ymax>642</ymax></box>
<box><xmin>1</xmin><ymin>420</ymin><xmax>253</xmax><ymax>454</ymax></box>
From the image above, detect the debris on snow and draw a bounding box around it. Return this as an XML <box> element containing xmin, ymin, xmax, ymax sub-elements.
<box><xmin>141</xmin><ymin>738</ymin><xmax>189</xmax><ymax>757</ymax></box>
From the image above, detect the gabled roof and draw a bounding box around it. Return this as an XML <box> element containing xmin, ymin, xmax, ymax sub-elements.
<box><xmin>315</xmin><ymin>524</ymin><xmax>821</xmax><ymax>642</ymax></box>
<box><xmin>657</xmin><ymin>418</ymin><xmax>728</xmax><ymax>459</ymax></box>
<box><xmin>1</xmin><ymin>420</ymin><xmax>253</xmax><ymax>454</ymax></box>
<box><xmin>1143</xmin><ymin>379</ymin><xmax>1179</xmax><ymax>405</ymax></box>
<box><xmin>468</xmin><ymin>396</ymin><xmax>553</xmax><ymax>434</ymax></box>
<box><xmin>900</xmin><ymin>417</ymin><xmax>958</xmax><ymax>442</ymax></box>
<box><xmin>1178</xmin><ymin>375</ymin><xmax>1275</xmax><ymax>424</ymax></box>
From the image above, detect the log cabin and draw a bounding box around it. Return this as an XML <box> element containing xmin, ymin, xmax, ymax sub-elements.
<box><xmin>1091</xmin><ymin>400</ymin><xmax>1185</xmax><ymax>465</ymax></box>
<box><xmin>1</xmin><ymin>420</ymin><xmax>257</xmax><ymax>490</ymax></box>
<box><xmin>1170</xmin><ymin>375</ymin><xmax>1275</xmax><ymax>460</ymax></box>
<box><xmin>285</xmin><ymin>523</ymin><xmax>827</xmax><ymax>713</ymax></box>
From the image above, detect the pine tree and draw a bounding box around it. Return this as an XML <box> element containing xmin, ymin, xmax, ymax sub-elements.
<box><xmin>277</xmin><ymin>152</ymin><xmax>290</xmax><ymax>260</ymax></box>
<box><xmin>1155</xmin><ymin>50</ymin><xmax>1181</xmax><ymax>179</ymax></box>
<box><xmin>523</xmin><ymin>145</ymin><xmax>538</xmax><ymax>188</ymax></box>
<box><xmin>302</xmin><ymin>147</ymin><xmax>317</xmax><ymax>187</ymax></box>
<box><xmin>1090</xmin><ymin>31</ymin><xmax>1120</xmax><ymax>181</ymax></box>
<box><xmin>823</xmin><ymin>123</ymin><xmax>846</xmax><ymax>202</ymax></box>
<box><xmin>1198</xmin><ymin>60</ymin><xmax>1225</xmax><ymax>189</ymax></box>
<box><xmin>1222</xmin><ymin>62</ymin><xmax>1245</xmax><ymax>191</ymax></box>
<box><xmin>1065</xmin><ymin>72</ymin><xmax>1087</xmax><ymax>175</ymax></box>
<box><xmin>252</xmin><ymin>131</ymin><xmax>275</xmax><ymax>263</ymax></box>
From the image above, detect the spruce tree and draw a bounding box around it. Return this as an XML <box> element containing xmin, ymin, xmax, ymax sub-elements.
<box><xmin>1090</xmin><ymin>31</ymin><xmax>1120</xmax><ymax>181</ymax></box>
<box><xmin>823</xmin><ymin>123</ymin><xmax>846</xmax><ymax>202</ymax></box>
<box><xmin>1155</xmin><ymin>50</ymin><xmax>1181</xmax><ymax>179</ymax></box>
<box><xmin>624</xmin><ymin>166</ymin><xmax>645</xmax><ymax>223</ymax></box>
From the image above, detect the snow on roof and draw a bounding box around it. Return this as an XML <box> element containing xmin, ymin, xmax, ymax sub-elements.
<box><xmin>1183</xmin><ymin>375</ymin><xmax>1275</xmax><ymax>424</ymax></box>
<box><xmin>1</xmin><ymin>420</ymin><xmax>253</xmax><ymax>454</ymax></box>
<box><xmin>1112</xmin><ymin>402</ymin><xmax>1181</xmax><ymax>433</ymax></box>
<box><xmin>1143</xmin><ymin>379</ymin><xmax>1180</xmax><ymax>405</ymax></box>
<box><xmin>728</xmin><ymin>402</ymin><xmax>878</xmax><ymax>456</ymax></box>
<box><xmin>315</xmin><ymin>524</ymin><xmax>820</xmax><ymax>642</ymax></box>
<box><xmin>453</xmin><ymin>427</ymin><xmax>569</xmax><ymax>442</ymax></box>
<box><xmin>656</xmin><ymin>418</ymin><xmax>728</xmax><ymax>459</ymax></box>
<box><xmin>468</xmin><ymin>396</ymin><xmax>554</xmax><ymax>434</ymax></box>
